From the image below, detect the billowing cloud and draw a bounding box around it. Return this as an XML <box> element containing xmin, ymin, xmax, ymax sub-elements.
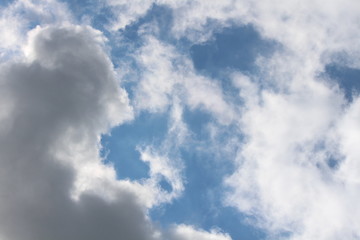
<box><xmin>221</xmin><ymin>2</ymin><xmax>360</xmax><ymax>239</ymax></box>
<box><xmin>0</xmin><ymin>23</ymin><xmax>162</xmax><ymax>240</ymax></box>
<box><xmin>0</xmin><ymin>3</ymin><xmax>233</xmax><ymax>239</ymax></box>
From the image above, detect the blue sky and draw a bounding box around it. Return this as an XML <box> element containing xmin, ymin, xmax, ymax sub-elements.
<box><xmin>1</xmin><ymin>1</ymin><xmax>360</xmax><ymax>240</ymax></box>
<box><xmin>97</xmin><ymin>6</ymin><xmax>270</xmax><ymax>239</ymax></box>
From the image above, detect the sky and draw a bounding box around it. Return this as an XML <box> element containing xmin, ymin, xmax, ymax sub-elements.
<box><xmin>0</xmin><ymin>0</ymin><xmax>360</xmax><ymax>240</ymax></box>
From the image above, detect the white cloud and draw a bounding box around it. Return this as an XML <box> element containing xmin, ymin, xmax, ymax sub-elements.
<box><xmin>133</xmin><ymin>34</ymin><xmax>236</xmax><ymax>125</ymax></box>
<box><xmin>106</xmin><ymin>0</ymin><xmax>245</xmax><ymax>42</ymax></box>
<box><xmin>133</xmin><ymin>99</ymin><xmax>188</xmax><ymax>206</ymax></box>
<box><xmin>225</xmin><ymin>30</ymin><xmax>360</xmax><ymax>240</ymax></box>
<box><xmin>336</xmin><ymin>98</ymin><xmax>360</xmax><ymax>185</ymax></box>
<box><xmin>111</xmin><ymin>1</ymin><xmax>360</xmax><ymax>238</ymax></box>
<box><xmin>132</xmin><ymin>36</ymin><xmax>177</xmax><ymax>113</ymax></box>
<box><xmin>107</xmin><ymin>0</ymin><xmax>360</xmax><ymax>67</ymax></box>
<box><xmin>106</xmin><ymin>0</ymin><xmax>360</xmax><ymax>239</ymax></box>
<box><xmin>167</xmin><ymin>224</ymin><xmax>232</xmax><ymax>240</ymax></box>
<box><xmin>106</xmin><ymin>0</ymin><xmax>154</xmax><ymax>30</ymax></box>
<box><xmin>0</xmin><ymin>0</ymin><xmax>72</xmax><ymax>61</ymax></box>
<box><xmin>226</xmin><ymin>72</ymin><xmax>345</xmax><ymax>235</ymax></box>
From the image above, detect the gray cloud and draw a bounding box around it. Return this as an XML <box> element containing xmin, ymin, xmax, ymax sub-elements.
<box><xmin>0</xmin><ymin>22</ymin><xmax>231</xmax><ymax>240</ymax></box>
<box><xmin>0</xmin><ymin>25</ymin><xmax>159</xmax><ymax>240</ymax></box>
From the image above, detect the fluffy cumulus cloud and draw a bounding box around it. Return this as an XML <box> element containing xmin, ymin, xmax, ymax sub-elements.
<box><xmin>0</xmin><ymin>1</ymin><xmax>234</xmax><ymax>240</ymax></box>
<box><xmin>2</xmin><ymin>0</ymin><xmax>360</xmax><ymax>240</ymax></box>
<box><xmin>107</xmin><ymin>0</ymin><xmax>360</xmax><ymax>239</ymax></box>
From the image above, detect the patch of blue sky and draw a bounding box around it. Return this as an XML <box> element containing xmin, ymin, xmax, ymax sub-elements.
<box><xmin>59</xmin><ymin>0</ymin><xmax>106</xmax><ymax>24</ymax></box>
<box><xmin>101</xmin><ymin>111</ymin><xmax>168</xmax><ymax>180</ymax></box>
<box><xmin>150</xmin><ymin>141</ymin><xmax>265</xmax><ymax>240</ymax></box>
<box><xmin>190</xmin><ymin>25</ymin><xmax>276</xmax><ymax>76</ymax></box>
<box><xmin>20</xmin><ymin>11</ymin><xmax>46</xmax><ymax>30</ymax></box>
<box><xmin>183</xmin><ymin>107</ymin><xmax>212</xmax><ymax>141</ymax></box>
<box><xmin>82</xmin><ymin>4</ymin><xmax>172</xmax><ymax>56</ymax></box>
<box><xmin>108</xmin><ymin>4</ymin><xmax>174</xmax><ymax>69</ymax></box>
<box><xmin>118</xmin><ymin>4</ymin><xmax>173</xmax><ymax>42</ymax></box>
<box><xmin>183</xmin><ymin>107</ymin><xmax>242</xmax><ymax>155</ymax></box>
<box><xmin>325</xmin><ymin>64</ymin><xmax>360</xmax><ymax>102</ymax></box>
<box><xmin>0</xmin><ymin>0</ymin><xmax>13</xmax><ymax>7</ymax></box>
<box><xmin>326</xmin><ymin>156</ymin><xmax>342</xmax><ymax>169</ymax></box>
<box><xmin>58</xmin><ymin>0</ymin><xmax>117</xmax><ymax>50</ymax></box>
<box><xmin>312</xmin><ymin>140</ymin><xmax>344</xmax><ymax>171</ymax></box>
<box><xmin>158</xmin><ymin>177</ymin><xmax>173</xmax><ymax>193</ymax></box>
<box><xmin>189</xmin><ymin>25</ymin><xmax>279</xmax><ymax>103</ymax></box>
<box><xmin>139</xmin><ymin>105</ymin><xmax>263</xmax><ymax>239</ymax></box>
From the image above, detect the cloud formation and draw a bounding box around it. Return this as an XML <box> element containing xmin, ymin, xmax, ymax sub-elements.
<box><xmin>2</xmin><ymin>0</ymin><xmax>360</xmax><ymax>239</ymax></box>
<box><xmin>106</xmin><ymin>0</ymin><xmax>360</xmax><ymax>239</ymax></box>
<box><xmin>0</xmin><ymin>5</ymin><xmax>232</xmax><ymax>239</ymax></box>
<box><xmin>0</xmin><ymin>24</ymin><xmax>160</xmax><ymax>240</ymax></box>
<box><xmin>133</xmin><ymin>35</ymin><xmax>235</xmax><ymax>124</ymax></box>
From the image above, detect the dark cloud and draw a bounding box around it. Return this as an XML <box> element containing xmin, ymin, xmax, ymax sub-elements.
<box><xmin>0</xmin><ymin>25</ymin><xmax>157</xmax><ymax>240</ymax></box>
